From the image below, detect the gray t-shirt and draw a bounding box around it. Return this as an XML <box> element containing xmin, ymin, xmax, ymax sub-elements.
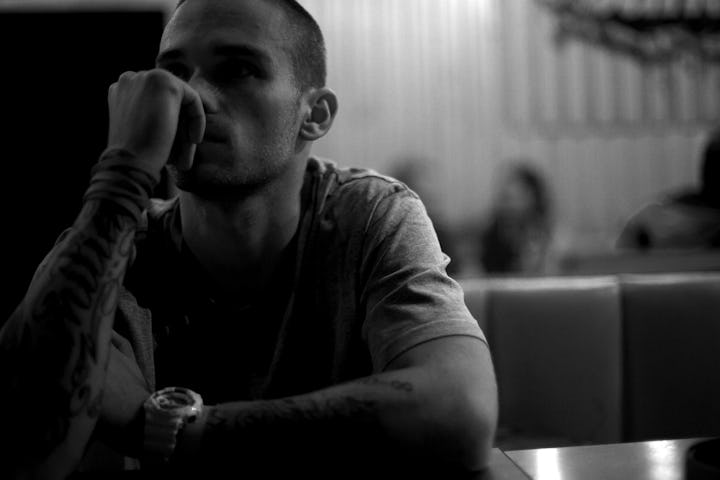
<box><xmin>112</xmin><ymin>156</ymin><xmax>485</xmax><ymax>403</ymax></box>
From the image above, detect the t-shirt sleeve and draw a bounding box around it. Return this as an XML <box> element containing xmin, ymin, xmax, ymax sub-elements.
<box><xmin>359</xmin><ymin>188</ymin><xmax>487</xmax><ymax>372</ymax></box>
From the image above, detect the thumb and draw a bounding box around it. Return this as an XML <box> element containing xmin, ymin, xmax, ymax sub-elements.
<box><xmin>180</xmin><ymin>81</ymin><xmax>205</xmax><ymax>144</ymax></box>
<box><xmin>169</xmin><ymin>121</ymin><xmax>197</xmax><ymax>171</ymax></box>
<box><xmin>178</xmin><ymin>143</ymin><xmax>197</xmax><ymax>171</ymax></box>
<box><xmin>169</xmin><ymin>81</ymin><xmax>205</xmax><ymax>170</ymax></box>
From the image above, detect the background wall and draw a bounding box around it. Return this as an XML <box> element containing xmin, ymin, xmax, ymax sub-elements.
<box><xmin>2</xmin><ymin>0</ymin><xmax>718</xmax><ymax>256</ymax></box>
<box><xmin>0</xmin><ymin>0</ymin><xmax>169</xmax><ymax>319</ymax></box>
<box><xmin>300</xmin><ymin>0</ymin><xmax>719</xmax><ymax>253</ymax></box>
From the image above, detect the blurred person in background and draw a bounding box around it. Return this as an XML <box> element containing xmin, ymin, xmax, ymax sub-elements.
<box><xmin>478</xmin><ymin>160</ymin><xmax>557</xmax><ymax>275</ymax></box>
<box><xmin>617</xmin><ymin>127</ymin><xmax>720</xmax><ymax>250</ymax></box>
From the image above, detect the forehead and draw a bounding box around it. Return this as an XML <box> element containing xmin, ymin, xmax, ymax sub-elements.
<box><xmin>160</xmin><ymin>0</ymin><xmax>293</xmax><ymax>62</ymax></box>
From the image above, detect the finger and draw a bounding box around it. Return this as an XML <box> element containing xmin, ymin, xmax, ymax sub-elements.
<box><xmin>173</xmin><ymin>140</ymin><xmax>196</xmax><ymax>171</ymax></box>
<box><xmin>110</xmin><ymin>70</ymin><xmax>136</xmax><ymax>97</ymax></box>
<box><xmin>169</xmin><ymin>114</ymin><xmax>196</xmax><ymax>171</ymax></box>
<box><xmin>117</xmin><ymin>70</ymin><xmax>136</xmax><ymax>84</ymax></box>
<box><xmin>107</xmin><ymin>83</ymin><xmax>118</xmax><ymax>143</ymax></box>
<box><xmin>178</xmin><ymin>81</ymin><xmax>205</xmax><ymax>144</ymax></box>
<box><xmin>107</xmin><ymin>82</ymin><xmax>119</xmax><ymax>115</ymax></box>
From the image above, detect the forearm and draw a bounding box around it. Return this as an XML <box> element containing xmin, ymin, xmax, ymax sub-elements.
<box><xmin>182</xmin><ymin>365</ymin><xmax>491</xmax><ymax>475</ymax></box>
<box><xmin>0</xmin><ymin>199</ymin><xmax>138</xmax><ymax>479</ymax></box>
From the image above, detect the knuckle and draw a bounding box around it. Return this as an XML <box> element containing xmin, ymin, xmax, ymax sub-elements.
<box><xmin>142</xmin><ymin>69</ymin><xmax>183</xmax><ymax>97</ymax></box>
<box><xmin>118</xmin><ymin>71</ymin><xmax>135</xmax><ymax>82</ymax></box>
<box><xmin>144</xmin><ymin>69</ymin><xmax>173</xmax><ymax>88</ymax></box>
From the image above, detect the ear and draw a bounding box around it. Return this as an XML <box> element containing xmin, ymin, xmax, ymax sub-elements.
<box><xmin>299</xmin><ymin>87</ymin><xmax>338</xmax><ymax>141</ymax></box>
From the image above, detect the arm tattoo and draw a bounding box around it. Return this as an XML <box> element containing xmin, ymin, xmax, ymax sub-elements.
<box><xmin>358</xmin><ymin>376</ymin><xmax>414</xmax><ymax>393</ymax></box>
<box><xmin>196</xmin><ymin>375</ymin><xmax>416</xmax><ymax>472</ymax></box>
<box><xmin>202</xmin><ymin>394</ymin><xmax>379</xmax><ymax>469</ymax></box>
<box><xmin>206</xmin><ymin>395</ymin><xmax>377</xmax><ymax>433</ymax></box>
<box><xmin>1</xmin><ymin>199</ymin><xmax>137</xmax><ymax>466</ymax></box>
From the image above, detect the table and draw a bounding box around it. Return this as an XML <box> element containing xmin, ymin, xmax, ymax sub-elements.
<box><xmin>480</xmin><ymin>448</ymin><xmax>532</xmax><ymax>479</ymax></box>
<box><xmin>504</xmin><ymin>437</ymin><xmax>714</xmax><ymax>480</ymax></box>
<box><xmin>66</xmin><ymin>450</ymin><xmax>532</xmax><ymax>480</ymax></box>
<box><xmin>66</xmin><ymin>438</ymin><xmax>718</xmax><ymax>479</ymax></box>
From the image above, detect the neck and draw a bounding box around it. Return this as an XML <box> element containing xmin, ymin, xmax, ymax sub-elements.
<box><xmin>178</xmin><ymin>167</ymin><xmax>306</xmax><ymax>298</ymax></box>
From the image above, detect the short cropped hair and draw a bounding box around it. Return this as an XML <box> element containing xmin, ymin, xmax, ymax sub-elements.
<box><xmin>175</xmin><ymin>0</ymin><xmax>326</xmax><ymax>90</ymax></box>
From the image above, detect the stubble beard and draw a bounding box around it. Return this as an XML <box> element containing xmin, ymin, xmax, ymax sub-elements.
<box><xmin>168</xmin><ymin>130</ymin><xmax>299</xmax><ymax>200</ymax></box>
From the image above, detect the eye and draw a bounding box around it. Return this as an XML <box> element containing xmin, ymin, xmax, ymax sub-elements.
<box><xmin>161</xmin><ymin>63</ymin><xmax>191</xmax><ymax>81</ymax></box>
<box><xmin>214</xmin><ymin>60</ymin><xmax>258</xmax><ymax>82</ymax></box>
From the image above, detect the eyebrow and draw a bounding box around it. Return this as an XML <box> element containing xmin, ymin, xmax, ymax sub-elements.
<box><xmin>156</xmin><ymin>44</ymin><xmax>273</xmax><ymax>66</ymax></box>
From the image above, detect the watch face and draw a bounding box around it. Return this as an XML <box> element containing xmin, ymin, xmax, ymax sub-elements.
<box><xmin>143</xmin><ymin>386</ymin><xmax>204</xmax><ymax>460</ymax></box>
<box><xmin>150</xmin><ymin>386</ymin><xmax>203</xmax><ymax>416</ymax></box>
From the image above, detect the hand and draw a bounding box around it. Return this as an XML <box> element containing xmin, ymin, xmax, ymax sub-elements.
<box><xmin>106</xmin><ymin>69</ymin><xmax>205</xmax><ymax>175</ymax></box>
<box><xmin>143</xmin><ymin>387</ymin><xmax>204</xmax><ymax>462</ymax></box>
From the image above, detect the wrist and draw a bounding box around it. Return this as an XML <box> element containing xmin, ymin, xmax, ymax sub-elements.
<box><xmin>142</xmin><ymin>387</ymin><xmax>204</xmax><ymax>464</ymax></box>
<box><xmin>99</xmin><ymin>147</ymin><xmax>162</xmax><ymax>186</ymax></box>
<box><xmin>84</xmin><ymin>149</ymin><xmax>158</xmax><ymax>223</ymax></box>
<box><xmin>175</xmin><ymin>404</ymin><xmax>212</xmax><ymax>460</ymax></box>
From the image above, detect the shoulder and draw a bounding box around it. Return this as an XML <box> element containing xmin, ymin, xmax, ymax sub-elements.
<box><xmin>620</xmin><ymin>201</ymin><xmax>670</xmax><ymax>233</ymax></box>
<box><xmin>306</xmin><ymin>156</ymin><xmax>425</xmax><ymax>235</ymax></box>
<box><xmin>308</xmin><ymin>156</ymin><xmax>420</xmax><ymax>207</ymax></box>
<box><xmin>303</xmin><ymin>157</ymin><xmax>434</xmax><ymax>253</ymax></box>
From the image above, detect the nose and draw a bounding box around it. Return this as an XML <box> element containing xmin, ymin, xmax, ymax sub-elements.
<box><xmin>188</xmin><ymin>74</ymin><xmax>220</xmax><ymax>114</ymax></box>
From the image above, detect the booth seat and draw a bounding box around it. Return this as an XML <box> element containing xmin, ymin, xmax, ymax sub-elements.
<box><xmin>558</xmin><ymin>250</ymin><xmax>720</xmax><ymax>276</ymax></box>
<box><xmin>621</xmin><ymin>273</ymin><xmax>720</xmax><ymax>441</ymax></box>
<box><xmin>460</xmin><ymin>272</ymin><xmax>720</xmax><ymax>450</ymax></box>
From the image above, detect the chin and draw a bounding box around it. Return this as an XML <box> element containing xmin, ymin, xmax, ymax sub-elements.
<box><xmin>167</xmin><ymin>142</ymin><xmax>297</xmax><ymax>199</ymax></box>
<box><xmin>168</xmin><ymin>163</ymin><xmax>266</xmax><ymax>199</ymax></box>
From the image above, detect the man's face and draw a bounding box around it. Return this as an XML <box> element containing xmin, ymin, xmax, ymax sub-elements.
<box><xmin>157</xmin><ymin>0</ymin><xmax>306</xmax><ymax>194</ymax></box>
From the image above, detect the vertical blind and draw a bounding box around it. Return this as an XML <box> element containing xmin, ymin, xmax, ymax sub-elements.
<box><xmin>303</xmin><ymin>0</ymin><xmax>719</xmax><ymax>248</ymax></box>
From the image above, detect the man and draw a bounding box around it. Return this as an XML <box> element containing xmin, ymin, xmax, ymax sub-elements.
<box><xmin>1</xmin><ymin>0</ymin><xmax>497</xmax><ymax>478</ymax></box>
<box><xmin>618</xmin><ymin>127</ymin><xmax>720</xmax><ymax>249</ymax></box>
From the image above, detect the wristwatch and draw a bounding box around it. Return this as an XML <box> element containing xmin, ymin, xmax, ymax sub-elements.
<box><xmin>143</xmin><ymin>386</ymin><xmax>204</xmax><ymax>461</ymax></box>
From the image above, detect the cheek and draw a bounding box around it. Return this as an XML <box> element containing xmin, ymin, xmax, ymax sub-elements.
<box><xmin>228</xmin><ymin>102</ymin><xmax>297</xmax><ymax>146</ymax></box>
<box><xmin>230</xmin><ymin>83</ymin><xmax>300</xmax><ymax>126</ymax></box>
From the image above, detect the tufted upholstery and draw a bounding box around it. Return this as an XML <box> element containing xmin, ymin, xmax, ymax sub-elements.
<box><xmin>621</xmin><ymin>273</ymin><xmax>720</xmax><ymax>441</ymax></box>
<box><xmin>460</xmin><ymin>272</ymin><xmax>720</xmax><ymax>448</ymax></box>
<box><xmin>462</xmin><ymin>276</ymin><xmax>623</xmax><ymax>448</ymax></box>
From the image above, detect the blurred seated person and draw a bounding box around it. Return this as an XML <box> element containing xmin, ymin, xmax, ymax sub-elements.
<box><xmin>617</xmin><ymin>128</ymin><xmax>720</xmax><ymax>250</ymax></box>
<box><xmin>479</xmin><ymin>161</ymin><xmax>556</xmax><ymax>274</ymax></box>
